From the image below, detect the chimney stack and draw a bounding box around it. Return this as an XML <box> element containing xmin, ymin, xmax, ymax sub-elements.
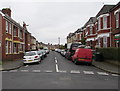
<box><xmin>2</xmin><ymin>8</ymin><xmax>11</xmax><ymax>17</ymax></box>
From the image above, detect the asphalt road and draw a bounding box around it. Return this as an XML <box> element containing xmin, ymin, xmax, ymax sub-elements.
<box><xmin>2</xmin><ymin>51</ymin><xmax>119</xmax><ymax>89</ymax></box>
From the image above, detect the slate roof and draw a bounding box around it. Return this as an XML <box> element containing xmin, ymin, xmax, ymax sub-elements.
<box><xmin>96</xmin><ymin>5</ymin><xmax>115</xmax><ymax>17</ymax></box>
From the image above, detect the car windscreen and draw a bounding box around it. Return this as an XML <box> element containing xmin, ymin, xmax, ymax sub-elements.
<box><xmin>25</xmin><ymin>52</ymin><xmax>36</xmax><ymax>56</ymax></box>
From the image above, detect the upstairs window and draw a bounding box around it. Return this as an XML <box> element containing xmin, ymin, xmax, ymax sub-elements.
<box><xmin>90</xmin><ymin>25</ymin><xmax>92</xmax><ymax>35</ymax></box>
<box><xmin>115</xmin><ymin>12</ymin><xmax>119</xmax><ymax>28</ymax></box>
<box><xmin>9</xmin><ymin>23</ymin><xmax>12</xmax><ymax>34</ymax></box>
<box><xmin>6</xmin><ymin>21</ymin><xmax>9</xmax><ymax>33</ymax></box>
<box><xmin>13</xmin><ymin>26</ymin><xmax>17</xmax><ymax>37</ymax></box>
<box><xmin>103</xmin><ymin>15</ymin><xmax>107</xmax><ymax>29</ymax></box>
<box><xmin>20</xmin><ymin>30</ymin><xmax>23</xmax><ymax>39</ymax></box>
<box><xmin>98</xmin><ymin>18</ymin><xmax>101</xmax><ymax>30</ymax></box>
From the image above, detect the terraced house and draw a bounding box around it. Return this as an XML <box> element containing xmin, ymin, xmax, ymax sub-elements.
<box><xmin>0</xmin><ymin>8</ymin><xmax>25</xmax><ymax>61</ymax></box>
<box><xmin>67</xmin><ymin>2</ymin><xmax>120</xmax><ymax>48</ymax></box>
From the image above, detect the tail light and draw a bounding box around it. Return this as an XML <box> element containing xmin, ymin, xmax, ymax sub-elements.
<box><xmin>35</xmin><ymin>56</ymin><xmax>39</xmax><ymax>58</ymax></box>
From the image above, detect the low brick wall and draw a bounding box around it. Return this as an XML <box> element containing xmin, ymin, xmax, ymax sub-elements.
<box><xmin>3</xmin><ymin>53</ymin><xmax>24</xmax><ymax>61</ymax></box>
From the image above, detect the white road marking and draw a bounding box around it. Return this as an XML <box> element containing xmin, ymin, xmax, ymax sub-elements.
<box><xmin>9</xmin><ymin>70</ymin><xmax>18</xmax><ymax>72</ymax></box>
<box><xmin>55</xmin><ymin>59</ymin><xmax>57</xmax><ymax>64</ymax></box>
<box><xmin>97</xmin><ymin>72</ymin><xmax>109</xmax><ymax>76</ymax></box>
<box><xmin>21</xmin><ymin>70</ymin><xmax>29</xmax><ymax>72</ymax></box>
<box><xmin>83</xmin><ymin>71</ymin><xmax>94</xmax><ymax>74</ymax></box>
<box><xmin>55</xmin><ymin>57</ymin><xmax>57</xmax><ymax>60</ymax></box>
<box><xmin>59</xmin><ymin>70</ymin><xmax>67</xmax><ymax>73</ymax></box>
<box><xmin>70</xmin><ymin>70</ymin><xmax>80</xmax><ymax>74</ymax></box>
<box><xmin>32</xmin><ymin>70</ymin><xmax>41</xmax><ymax>72</ymax></box>
<box><xmin>112</xmin><ymin>74</ymin><xmax>119</xmax><ymax>76</ymax></box>
<box><xmin>2</xmin><ymin>71</ymin><xmax>8</xmax><ymax>72</ymax></box>
<box><xmin>24</xmin><ymin>65</ymin><xmax>28</xmax><ymax>67</ymax></box>
<box><xmin>56</xmin><ymin>64</ymin><xmax>59</xmax><ymax>72</ymax></box>
<box><xmin>45</xmin><ymin>70</ymin><xmax>53</xmax><ymax>73</ymax></box>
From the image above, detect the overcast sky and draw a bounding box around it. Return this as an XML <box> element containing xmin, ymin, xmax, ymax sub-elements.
<box><xmin>0</xmin><ymin>0</ymin><xmax>119</xmax><ymax>45</ymax></box>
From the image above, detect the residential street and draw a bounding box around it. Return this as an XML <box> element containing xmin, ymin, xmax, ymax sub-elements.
<box><xmin>2</xmin><ymin>51</ymin><xmax>119</xmax><ymax>89</ymax></box>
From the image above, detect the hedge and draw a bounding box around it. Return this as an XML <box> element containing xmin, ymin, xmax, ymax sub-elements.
<box><xmin>97</xmin><ymin>47</ymin><xmax>120</xmax><ymax>61</ymax></box>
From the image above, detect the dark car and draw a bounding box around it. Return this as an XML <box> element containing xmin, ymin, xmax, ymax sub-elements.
<box><xmin>66</xmin><ymin>43</ymin><xmax>82</xmax><ymax>60</ymax></box>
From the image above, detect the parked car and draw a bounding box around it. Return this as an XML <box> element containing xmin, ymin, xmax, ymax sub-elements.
<box><xmin>40</xmin><ymin>50</ymin><xmax>47</xmax><ymax>57</ymax></box>
<box><xmin>60</xmin><ymin>50</ymin><xmax>66</xmax><ymax>57</ymax></box>
<box><xmin>72</xmin><ymin>48</ymin><xmax>93</xmax><ymax>65</ymax></box>
<box><xmin>23</xmin><ymin>51</ymin><xmax>41</xmax><ymax>64</ymax></box>
<box><xmin>37</xmin><ymin>50</ymin><xmax>44</xmax><ymax>60</ymax></box>
<box><xmin>66</xmin><ymin>43</ymin><xmax>82</xmax><ymax>60</ymax></box>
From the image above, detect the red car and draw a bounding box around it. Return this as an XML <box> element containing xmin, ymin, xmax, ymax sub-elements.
<box><xmin>72</xmin><ymin>48</ymin><xmax>93</xmax><ymax>65</ymax></box>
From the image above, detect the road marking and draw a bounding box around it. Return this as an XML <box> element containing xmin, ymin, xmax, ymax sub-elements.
<box><xmin>9</xmin><ymin>70</ymin><xmax>18</xmax><ymax>72</ymax></box>
<box><xmin>45</xmin><ymin>70</ymin><xmax>53</xmax><ymax>73</ymax></box>
<box><xmin>56</xmin><ymin>64</ymin><xmax>59</xmax><ymax>72</ymax></box>
<box><xmin>55</xmin><ymin>57</ymin><xmax>57</xmax><ymax>60</ymax></box>
<box><xmin>32</xmin><ymin>70</ymin><xmax>41</xmax><ymax>72</ymax></box>
<box><xmin>21</xmin><ymin>70</ymin><xmax>29</xmax><ymax>72</ymax></box>
<box><xmin>83</xmin><ymin>71</ymin><xmax>94</xmax><ymax>75</ymax></box>
<box><xmin>97</xmin><ymin>72</ymin><xmax>109</xmax><ymax>76</ymax></box>
<box><xmin>112</xmin><ymin>74</ymin><xmax>119</xmax><ymax>76</ymax></box>
<box><xmin>59</xmin><ymin>70</ymin><xmax>67</xmax><ymax>73</ymax></box>
<box><xmin>24</xmin><ymin>65</ymin><xmax>29</xmax><ymax>67</ymax></box>
<box><xmin>70</xmin><ymin>70</ymin><xmax>80</xmax><ymax>74</ymax></box>
<box><xmin>55</xmin><ymin>59</ymin><xmax>57</xmax><ymax>64</ymax></box>
<box><xmin>2</xmin><ymin>71</ymin><xmax>8</xmax><ymax>72</ymax></box>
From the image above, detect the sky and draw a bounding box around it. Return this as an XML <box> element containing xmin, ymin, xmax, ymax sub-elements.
<box><xmin>0</xmin><ymin>0</ymin><xmax>119</xmax><ymax>45</ymax></box>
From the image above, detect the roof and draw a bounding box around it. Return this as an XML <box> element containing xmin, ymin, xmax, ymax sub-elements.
<box><xmin>83</xmin><ymin>17</ymin><xmax>97</xmax><ymax>28</ymax></box>
<box><xmin>96</xmin><ymin>5</ymin><xmax>115</xmax><ymax>17</ymax></box>
<box><xmin>110</xmin><ymin>2</ymin><xmax>120</xmax><ymax>11</ymax></box>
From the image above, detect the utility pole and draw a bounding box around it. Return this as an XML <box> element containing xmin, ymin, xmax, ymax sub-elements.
<box><xmin>58</xmin><ymin>37</ymin><xmax>60</xmax><ymax>49</ymax></box>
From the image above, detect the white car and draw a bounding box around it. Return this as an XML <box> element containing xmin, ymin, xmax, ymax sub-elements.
<box><xmin>23</xmin><ymin>51</ymin><xmax>41</xmax><ymax>64</ymax></box>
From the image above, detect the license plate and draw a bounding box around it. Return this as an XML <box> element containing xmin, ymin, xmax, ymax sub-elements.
<box><xmin>28</xmin><ymin>60</ymin><xmax>32</xmax><ymax>61</ymax></box>
<box><xmin>79</xmin><ymin>59</ymin><xmax>84</xmax><ymax>60</ymax></box>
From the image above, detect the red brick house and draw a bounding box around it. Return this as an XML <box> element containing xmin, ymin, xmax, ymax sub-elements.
<box><xmin>23</xmin><ymin>22</ymin><xmax>32</xmax><ymax>52</ymax></box>
<box><xmin>0</xmin><ymin>8</ymin><xmax>25</xmax><ymax>61</ymax></box>
<box><xmin>110</xmin><ymin>2</ymin><xmax>120</xmax><ymax>47</ymax></box>
<box><xmin>84</xmin><ymin>17</ymin><xmax>97</xmax><ymax>49</ymax></box>
<box><xmin>95</xmin><ymin>5</ymin><xmax>114</xmax><ymax>48</ymax></box>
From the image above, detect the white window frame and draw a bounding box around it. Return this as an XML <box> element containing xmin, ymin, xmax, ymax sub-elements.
<box><xmin>9</xmin><ymin>42</ymin><xmax>12</xmax><ymax>54</ymax></box>
<box><xmin>6</xmin><ymin>21</ymin><xmax>9</xmax><ymax>33</ymax></box>
<box><xmin>6</xmin><ymin>41</ymin><xmax>8</xmax><ymax>54</ymax></box>
<box><xmin>9</xmin><ymin>23</ymin><xmax>12</xmax><ymax>34</ymax></box>
<box><xmin>90</xmin><ymin>25</ymin><xmax>92</xmax><ymax>35</ymax></box>
<box><xmin>103</xmin><ymin>36</ymin><xmax>107</xmax><ymax>48</ymax></box>
<box><xmin>14</xmin><ymin>43</ymin><xmax>17</xmax><ymax>53</ymax></box>
<box><xmin>115</xmin><ymin>12</ymin><xmax>119</xmax><ymax>28</ymax></box>
<box><xmin>103</xmin><ymin>15</ymin><xmax>107</xmax><ymax>29</ymax></box>
<box><xmin>98</xmin><ymin>18</ymin><xmax>101</xmax><ymax>30</ymax></box>
<box><xmin>13</xmin><ymin>27</ymin><xmax>17</xmax><ymax>37</ymax></box>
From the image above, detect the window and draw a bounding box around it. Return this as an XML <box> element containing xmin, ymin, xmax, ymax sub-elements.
<box><xmin>103</xmin><ymin>15</ymin><xmax>107</xmax><ymax>29</ymax></box>
<box><xmin>98</xmin><ymin>18</ymin><xmax>101</xmax><ymax>30</ymax></box>
<box><xmin>20</xmin><ymin>30</ymin><xmax>23</xmax><ymax>39</ymax></box>
<box><xmin>14</xmin><ymin>43</ymin><xmax>17</xmax><ymax>53</ymax></box>
<box><xmin>13</xmin><ymin>27</ymin><xmax>17</xmax><ymax>37</ymax></box>
<box><xmin>90</xmin><ymin>25</ymin><xmax>92</xmax><ymax>35</ymax></box>
<box><xmin>6</xmin><ymin>21</ymin><xmax>9</xmax><ymax>33</ymax></box>
<box><xmin>9</xmin><ymin>42</ymin><xmax>12</xmax><ymax>53</ymax></box>
<box><xmin>9</xmin><ymin>23</ymin><xmax>12</xmax><ymax>34</ymax></box>
<box><xmin>6</xmin><ymin>41</ymin><xmax>8</xmax><ymax>54</ymax></box>
<box><xmin>103</xmin><ymin>36</ymin><xmax>107</xmax><ymax>48</ymax></box>
<box><xmin>115</xmin><ymin>12</ymin><xmax>119</xmax><ymax>28</ymax></box>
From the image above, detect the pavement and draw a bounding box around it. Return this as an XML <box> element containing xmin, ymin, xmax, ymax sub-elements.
<box><xmin>0</xmin><ymin>57</ymin><xmax>119</xmax><ymax>75</ymax></box>
<box><xmin>92</xmin><ymin>60</ymin><xmax>120</xmax><ymax>75</ymax></box>
<box><xmin>0</xmin><ymin>60</ymin><xmax>24</xmax><ymax>71</ymax></box>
